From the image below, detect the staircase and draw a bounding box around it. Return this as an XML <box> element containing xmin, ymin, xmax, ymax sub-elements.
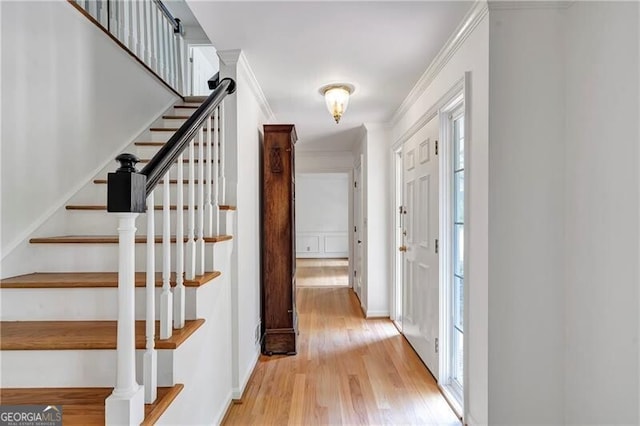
<box><xmin>0</xmin><ymin>90</ymin><xmax>236</xmax><ymax>424</ymax></box>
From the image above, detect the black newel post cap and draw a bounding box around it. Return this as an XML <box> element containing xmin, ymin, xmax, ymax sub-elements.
<box><xmin>115</xmin><ymin>153</ymin><xmax>140</xmax><ymax>173</ymax></box>
<box><xmin>108</xmin><ymin>153</ymin><xmax>146</xmax><ymax>213</ymax></box>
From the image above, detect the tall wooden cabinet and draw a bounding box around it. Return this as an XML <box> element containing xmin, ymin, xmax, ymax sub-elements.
<box><xmin>260</xmin><ymin>124</ymin><xmax>298</xmax><ymax>355</ymax></box>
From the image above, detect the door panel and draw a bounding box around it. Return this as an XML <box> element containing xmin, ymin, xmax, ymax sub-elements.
<box><xmin>401</xmin><ymin>117</ymin><xmax>439</xmax><ymax>377</ymax></box>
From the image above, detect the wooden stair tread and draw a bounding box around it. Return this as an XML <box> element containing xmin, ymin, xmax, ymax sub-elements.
<box><xmin>29</xmin><ymin>235</ymin><xmax>233</xmax><ymax>244</ymax></box>
<box><xmin>0</xmin><ymin>384</ymin><xmax>184</xmax><ymax>425</ymax></box>
<box><xmin>94</xmin><ymin>178</ymin><xmax>213</xmax><ymax>184</ymax></box>
<box><xmin>67</xmin><ymin>204</ymin><xmax>200</xmax><ymax>210</ymax></box>
<box><xmin>142</xmin><ymin>384</ymin><xmax>184</xmax><ymax>426</ymax></box>
<box><xmin>174</xmin><ymin>105</ymin><xmax>198</xmax><ymax>109</ymax></box>
<box><xmin>134</xmin><ymin>141</ymin><xmax>214</xmax><ymax>146</ymax></box>
<box><xmin>0</xmin><ymin>319</ymin><xmax>205</xmax><ymax>350</ymax></box>
<box><xmin>138</xmin><ymin>158</ymin><xmax>216</xmax><ymax>163</ymax></box>
<box><xmin>162</xmin><ymin>115</ymin><xmax>191</xmax><ymax>119</ymax></box>
<box><xmin>67</xmin><ymin>204</ymin><xmax>233</xmax><ymax>211</ymax></box>
<box><xmin>0</xmin><ymin>271</ymin><xmax>221</xmax><ymax>289</ymax></box>
<box><xmin>183</xmin><ymin>96</ymin><xmax>207</xmax><ymax>102</ymax></box>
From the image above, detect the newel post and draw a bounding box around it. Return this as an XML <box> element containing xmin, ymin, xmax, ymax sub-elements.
<box><xmin>105</xmin><ymin>153</ymin><xmax>146</xmax><ymax>425</ymax></box>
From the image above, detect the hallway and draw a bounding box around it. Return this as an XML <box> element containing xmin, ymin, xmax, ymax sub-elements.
<box><xmin>223</xmin><ymin>270</ymin><xmax>460</xmax><ymax>425</ymax></box>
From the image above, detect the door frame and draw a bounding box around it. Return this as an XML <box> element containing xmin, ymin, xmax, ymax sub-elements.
<box><xmin>352</xmin><ymin>157</ymin><xmax>364</xmax><ymax>299</ymax></box>
<box><xmin>389</xmin><ymin>75</ymin><xmax>470</xmax><ymax>417</ymax></box>
<box><xmin>391</xmin><ymin>147</ymin><xmax>404</xmax><ymax>330</ymax></box>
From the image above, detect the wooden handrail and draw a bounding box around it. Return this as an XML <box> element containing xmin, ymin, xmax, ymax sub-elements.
<box><xmin>141</xmin><ymin>78</ymin><xmax>235</xmax><ymax>194</ymax></box>
<box><xmin>107</xmin><ymin>77</ymin><xmax>236</xmax><ymax>213</ymax></box>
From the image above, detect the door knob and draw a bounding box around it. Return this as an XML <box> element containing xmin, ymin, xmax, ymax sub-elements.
<box><xmin>358</xmin><ymin>240</ymin><xmax>362</xmax><ymax>244</ymax></box>
<box><xmin>398</xmin><ymin>245</ymin><xmax>408</xmax><ymax>252</ymax></box>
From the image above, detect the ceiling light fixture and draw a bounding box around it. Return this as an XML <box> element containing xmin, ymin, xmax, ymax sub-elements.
<box><xmin>319</xmin><ymin>83</ymin><xmax>355</xmax><ymax>124</ymax></box>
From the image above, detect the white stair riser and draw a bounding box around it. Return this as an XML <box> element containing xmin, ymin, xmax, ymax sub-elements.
<box><xmin>1</xmin><ymin>287</ymin><xmax>199</xmax><ymax>321</ymax></box>
<box><xmin>64</xmin><ymin>210</ymin><xmax>222</xmax><ymax>236</ymax></box>
<box><xmin>33</xmin><ymin>243</ymin><xmax>219</xmax><ymax>273</ymax></box>
<box><xmin>162</xmin><ymin>118</ymin><xmax>216</xmax><ymax>129</ymax></box>
<box><xmin>0</xmin><ymin>349</ymin><xmax>175</xmax><ymax>388</ymax></box>
<box><xmin>172</xmin><ymin>107</ymin><xmax>197</xmax><ymax>116</ymax></box>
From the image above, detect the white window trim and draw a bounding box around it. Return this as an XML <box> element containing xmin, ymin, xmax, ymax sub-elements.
<box><xmin>438</xmin><ymin>73</ymin><xmax>470</xmax><ymax>419</ymax></box>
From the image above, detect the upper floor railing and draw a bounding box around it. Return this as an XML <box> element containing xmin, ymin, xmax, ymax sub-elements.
<box><xmin>70</xmin><ymin>0</ymin><xmax>186</xmax><ymax>96</ymax></box>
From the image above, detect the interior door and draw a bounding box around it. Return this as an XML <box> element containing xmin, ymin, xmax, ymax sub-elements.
<box><xmin>401</xmin><ymin>116</ymin><xmax>440</xmax><ymax>377</ymax></box>
<box><xmin>353</xmin><ymin>162</ymin><xmax>364</xmax><ymax>301</ymax></box>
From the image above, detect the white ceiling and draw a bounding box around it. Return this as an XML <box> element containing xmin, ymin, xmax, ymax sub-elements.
<box><xmin>182</xmin><ymin>1</ymin><xmax>473</xmax><ymax>152</ymax></box>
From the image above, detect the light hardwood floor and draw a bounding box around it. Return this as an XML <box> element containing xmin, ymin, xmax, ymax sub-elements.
<box><xmin>296</xmin><ymin>258</ymin><xmax>349</xmax><ymax>287</ymax></box>
<box><xmin>223</xmin><ymin>284</ymin><xmax>460</xmax><ymax>425</ymax></box>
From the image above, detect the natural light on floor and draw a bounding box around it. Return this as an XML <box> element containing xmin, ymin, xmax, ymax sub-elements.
<box><xmin>296</xmin><ymin>258</ymin><xmax>349</xmax><ymax>287</ymax></box>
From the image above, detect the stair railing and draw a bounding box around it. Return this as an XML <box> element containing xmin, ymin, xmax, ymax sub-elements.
<box><xmin>105</xmin><ymin>77</ymin><xmax>235</xmax><ymax>424</ymax></box>
<box><xmin>70</xmin><ymin>0</ymin><xmax>186</xmax><ymax>96</ymax></box>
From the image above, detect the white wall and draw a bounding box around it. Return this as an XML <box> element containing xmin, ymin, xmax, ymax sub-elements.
<box><xmin>564</xmin><ymin>2</ymin><xmax>639</xmax><ymax>423</ymax></box>
<box><xmin>0</xmin><ymin>1</ymin><xmax>177</xmax><ymax>264</ymax></box>
<box><xmin>487</xmin><ymin>2</ymin><xmax>639</xmax><ymax>423</ymax></box>
<box><xmin>390</xmin><ymin>6</ymin><xmax>489</xmax><ymax>423</ymax></box>
<box><xmin>296</xmin><ymin>151</ymin><xmax>354</xmax><ymax>173</ymax></box>
<box><xmin>353</xmin><ymin>124</ymin><xmax>391</xmax><ymax>318</ymax></box>
<box><xmin>488</xmin><ymin>6</ymin><xmax>566</xmax><ymax>423</ymax></box>
<box><xmin>295</xmin><ymin>173</ymin><xmax>349</xmax><ymax>258</ymax></box>
<box><xmin>218</xmin><ymin>49</ymin><xmax>273</xmax><ymax>398</ymax></box>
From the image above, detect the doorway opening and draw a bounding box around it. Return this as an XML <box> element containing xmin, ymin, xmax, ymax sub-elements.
<box><xmin>295</xmin><ymin>173</ymin><xmax>350</xmax><ymax>288</ymax></box>
<box><xmin>188</xmin><ymin>45</ymin><xmax>218</xmax><ymax>96</ymax></box>
<box><xmin>392</xmin><ymin>78</ymin><xmax>468</xmax><ymax>419</ymax></box>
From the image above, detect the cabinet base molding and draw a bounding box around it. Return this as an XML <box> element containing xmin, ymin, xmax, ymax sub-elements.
<box><xmin>263</xmin><ymin>328</ymin><xmax>297</xmax><ymax>355</ymax></box>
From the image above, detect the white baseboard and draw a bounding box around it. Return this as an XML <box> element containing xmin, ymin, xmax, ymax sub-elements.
<box><xmin>466</xmin><ymin>412</ymin><xmax>482</xmax><ymax>425</ymax></box>
<box><xmin>232</xmin><ymin>348</ymin><xmax>260</xmax><ymax>400</ymax></box>
<box><xmin>365</xmin><ymin>310</ymin><xmax>390</xmax><ymax>318</ymax></box>
<box><xmin>213</xmin><ymin>390</ymin><xmax>234</xmax><ymax>425</ymax></box>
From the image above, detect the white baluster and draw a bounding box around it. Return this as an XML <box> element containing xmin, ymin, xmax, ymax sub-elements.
<box><xmin>127</xmin><ymin>0</ymin><xmax>135</xmax><ymax>52</ymax></box>
<box><xmin>170</xmin><ymin>28</ymin><xmax>177</xmax><ymax>89</ymax></box>
<box><xmin>167</xmin><ymin>23</ymin><xmax>174</xmax><ymax>88</ymax></box>
<box><xmin>160</xmin><ymin>16</ymin><xmax>168</xmax><ymax>80</ymax></box>
<box><xmin>135</xmin><ymin>0</ymin><xmax>143</xmax><ymax>58</ymax></box>
<box><xmin>105</xmin><ymin>213</ymin><xmax>144</xmax><ymax>425</ymax></box>
<box><xmin>174</xmin><ymin>153</ymin><xmax>186</xmax><ymax>329</ymax></box>
<box><xmin>160</xmin><ymin>176</ymin><xmax>173</xmax><ymax>339</ymax></box>
<box><xmin>167</xmin><ymin>24</ymin><xmax>174</xmax><ymax>88</ymax></box>
<box><xmin>219</xmin><ymin>104</ymin><xmax>227</xmax><ymax>205</ymax></box>
<box><xmin>212</xmin><ymin>108</ymin><xmax>220</xmax><ymax>236</ymax></box>
<box><xmin>88</xmin><ymin>0</ymin><xmax>97</xmax><ymax>23</ymax></box>
<box><xmin>186</xmin><ymin>138</ymin><xmax>196</xmax><ymax>280</ymax></box>
<box><xmin>110</xmin><ymin>0</ymin><xmax>118</xmax><ymax>38</ymax></box>
<box><xmin>146</xmin><ymin>0</ymin><xmax>155</xmax><ymax>67</ymax></box>
<box><xmin>197</xmin><ymin>127</ymin><xmax>206</xmax><ymax>275</ymax></box>
<box><xmin>152</xmin><ymin>5</ymin><xmax>160</xmax><ymax>73</ymax></box>
<box><xmin>204</xmin><ymin>114</ymin><xmax>214</xmax><ymax>237</ymax></box>
<box><xmin>144</xmin><ymin>191</ymin><xmax>157</xmax><ymax>404</ymax></box>
<box><xmin>175</xmin><ymin>34</ymin><xmax>184</xmax><ymax>95</ymax></box>
<box><xmin>94</xmin><ymin>0</ymin><xmax>102</xmax><ymax>26</ymax></box>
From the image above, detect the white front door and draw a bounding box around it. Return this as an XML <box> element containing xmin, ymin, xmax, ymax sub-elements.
<box><xmin>353</xmin><ymin>162</ymin><xmax>364</xmax><ymax>301</ymax></box>
<box><xmin>401</xmin><ymin>116</ymin><xmax>440</xmax><ymax>377</ymax></box>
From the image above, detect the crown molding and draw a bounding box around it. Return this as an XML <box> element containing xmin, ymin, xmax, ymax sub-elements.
<box><xmin>389</xmin><ymin>0</ymin><xmax>488</xmax><ymax>126</ymax></box>
<box><xmin>217</xmin><ymin>49</ymin><xmax>275</xmax><ymax>122</ymax></box>
<box><xmin>488</xmin><ymin>1</ymin><xmax>574</xmax><ymax>11</ymax></box>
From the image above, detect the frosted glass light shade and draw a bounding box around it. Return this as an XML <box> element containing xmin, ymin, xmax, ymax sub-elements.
<box><xmin>320</xmin><ymin>83</ymin><xmax>354</xmax><ymax>124</ymax></box>
<box><xmin>324</xmin><ymin>87</ymin><xmax>350</xmax><ymax>123</ymax></box>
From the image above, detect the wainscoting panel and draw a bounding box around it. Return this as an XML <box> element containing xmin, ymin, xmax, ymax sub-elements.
<box><xmin>296</xmin><ymin>232</ymin><xmax>348</xmax><ymax>258</ymax></box>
